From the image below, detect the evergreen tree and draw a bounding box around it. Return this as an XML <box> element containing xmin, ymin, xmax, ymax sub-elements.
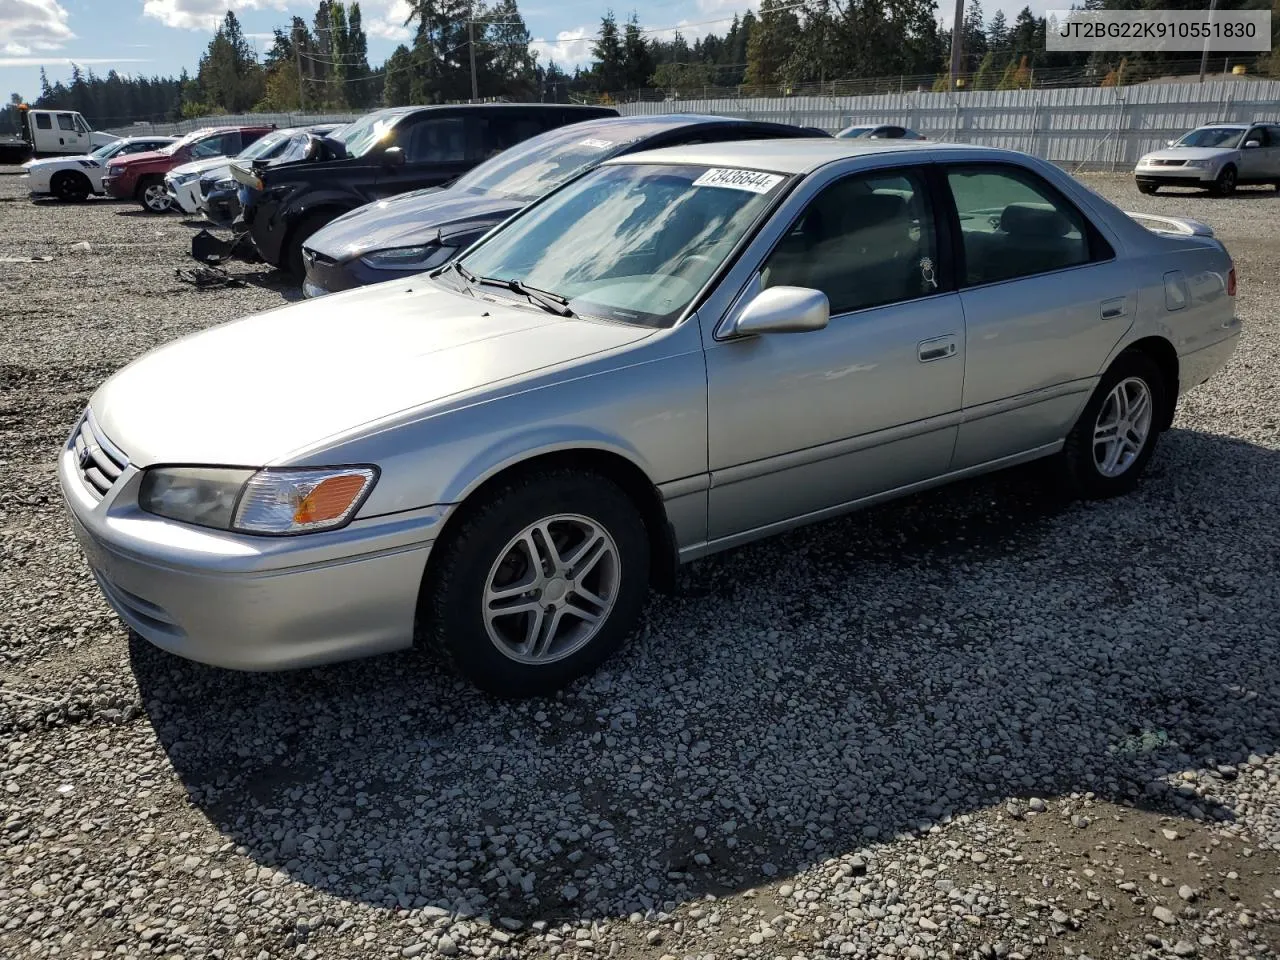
<box><xmin>744</xmin><ymin>0</ymin><xmax>801</xmax><ymax>90</ymax></box>
<box><xmin>621</xmin><ymin>13</ymin><xmax>654</xmax><ymax>92</ymax></box>
<box><xmin>592</xmin><ymin>12</ymin><xmax>625</xmax><ymax>93</ymax></box>
<box><xmin>383</xmin><ymin>43</ymin><xmax>415</xmax><ymax>104</ymax></box>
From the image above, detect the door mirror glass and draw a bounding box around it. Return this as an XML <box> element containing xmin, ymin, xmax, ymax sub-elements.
<box><xmin>382</xmin><ymin>145</ymin><xmax>406</xmax><ymax>167</ymax></box>
<box><xmin>1245</xmin><ymin>139</ymin><xmax>1261</xmax><ymax>148</ymax></box>
<box><xmin>731</xmin><ymin>285</ymin><xmax>830</xmax><ymax>336</ymax></box>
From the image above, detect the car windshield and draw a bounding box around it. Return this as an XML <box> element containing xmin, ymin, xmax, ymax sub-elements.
<box><xmin>453</xmin><ymin>127</ymin><xmax>634</xmax><ymax>200</ymax></box>
<box><xmin>333</xmin><ymin>112</ymin><xmax>403</xmax><ymax>158</ymax></box>
<box><xmin>839</xmin><ymin>126</ymin><xmax>872</xmax><ymax>138</ymax></box>
<box><xmin>454</xmin><ymin>162</ymin><xmax>790</xmax><ymax>327</ymax></box>
<box><xmin>1174</xmin><ymin>127</ymin><xmax>1246</xmax><ymax>148</ymax></box>
<box><xmin>91</xmin><ymin>141</ymin><xmax>122</xmax><ymax>159</ymax></box>
<box><xmin>237</xmin><ymin>130</ymin><xmax>290</xmax><ymax>160</ymax></box>
<box><xmin>160</xmin><ymin>130</ymin><xmax>206</xmax><ymax>155</ymax></box>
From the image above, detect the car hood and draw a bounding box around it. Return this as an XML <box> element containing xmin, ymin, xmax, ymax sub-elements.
<box><xmin>27</xmin><ymin>154</ymin><xmax>92</xmax><ymax>168</ymax></box>
<box><xmin>198</xmin><ymin>162</ymin><xmax>233</xmax><ymax>182</ymax></box>
<box><xmin>169</xmin><ymin>156</ymin><xmax>227</xmax><ymax>179</ymax></box>
<box><xmin>306</xmin><ymin>188</ymin><xmax>523</xmax><ymax>260</ymax></box>
<box><xmin>91</xmin><ymin>281</ymin><xmax>653</xmax><ymax>467</ymax></box>
<box><xmin>1141</xmin><ymin>147</ymin><xmax>1235</xmax><ymax>162</ymax></box>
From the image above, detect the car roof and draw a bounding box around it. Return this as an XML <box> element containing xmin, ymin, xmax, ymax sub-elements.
<box><xmin>604</xmin><ymin>137</ymin><xmax>987</xmax><ymax>174</ymax></box>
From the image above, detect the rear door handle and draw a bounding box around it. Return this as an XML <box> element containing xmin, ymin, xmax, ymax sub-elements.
<box><xmin>1101</xmin><ymin>297</ymin><xmax>1128</xmax><ymax>320</ymax></box>
<box><xmin>918</xmin><ymin>335</ymin><xmax>958</xmax><ymax>362</ymax></box>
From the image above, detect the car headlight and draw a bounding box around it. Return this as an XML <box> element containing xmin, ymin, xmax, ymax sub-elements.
<box><xmin>171</xmin><ymin>171</ymin><xmax>197</xmax><ymax>185</ymax></box>
<box><xmin>214</xmin><ymin>178</ymin><xmax>236</xmax><ymax>191</ymax></box>
<box><xmin>107</xmin><ymin>165</ymin><xmax>124</xmax><ymax>176</ymax></box>
<box><xmin>139</xmin><ymin>466</ymin><xmax>377</xmax><ymax>534</ymax></box>
<box><xmin>359</xmin><ymin>244</ymin><xmax>454</xmax><ymax>271</ymax></box>
<box><xmin>1183</xmin><ymin>159</ymin><xmax>1210</xmax><ymax>168</ymax></box>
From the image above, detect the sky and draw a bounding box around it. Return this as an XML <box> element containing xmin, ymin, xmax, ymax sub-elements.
<box><xmin>0</xmin><ymin>0</ymin><xmax>1060</xmax><ymax>103</ymax></box>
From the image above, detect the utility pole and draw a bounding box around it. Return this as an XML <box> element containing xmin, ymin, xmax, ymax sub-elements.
<box><xmin>468</xmin><ymin>2</ymin><xmax>479</xmax><ymax>102</ymax></box>
<box><xmin>949</xmin><ymin>0</ymin><xmax>965</xmax><ymax>90</ymax></box>
<box><xmin>1199</xmin><ymin>0</ymin><xmax>1219</xmax><ymax>82</ymax></box>
<box><xmin>294</xmin><ymin>26</ymin><xmax>307</xmax><ymax>111</ymax></box>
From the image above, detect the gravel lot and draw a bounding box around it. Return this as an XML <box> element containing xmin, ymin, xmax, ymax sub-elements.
<box><xmin>1</xmin><ymin>167</ymin><xmax>1279</xmax><ymax>960</ymax></box>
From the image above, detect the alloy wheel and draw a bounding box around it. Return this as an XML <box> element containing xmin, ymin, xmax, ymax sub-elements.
<box><xmin>482</xmin><ymin>513</ymin><xmax>620</xmax><ymax>664</ymax></box>
<box><xmin>143</xmin><ymin>184</ymin><xmax>171</xmax><ymax>212</ymax></box>
<box><xmin>1093</xmin><ymin>376</ymin><xmax>1153</xmax><ymax>478</ymax></box>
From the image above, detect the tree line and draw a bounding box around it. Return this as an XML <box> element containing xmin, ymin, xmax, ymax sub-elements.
<box><xmin>4</xmin><ymin>0</ymin><xmax>1278</xmax><ymax>133</ymax></box>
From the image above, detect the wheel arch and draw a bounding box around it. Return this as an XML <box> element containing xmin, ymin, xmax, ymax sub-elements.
<box><xmin>420</xmin><ymin>447</ymin><xmax>681</xmax><ymax>610</ymax></box>
<box><xmin>1117</xmin><ymin>335</ymin><xmax>1179</xmax><ymax>431</ymax></box>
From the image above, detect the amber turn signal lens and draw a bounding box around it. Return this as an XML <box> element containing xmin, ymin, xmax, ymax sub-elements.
<box><xmin>293</xmin><ymin>474</ymin><xmax>369</xmax><ymax>525</ymax></box>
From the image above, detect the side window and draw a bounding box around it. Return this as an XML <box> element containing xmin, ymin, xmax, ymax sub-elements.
<box><xmin>1246</xmin><ymin>126</ymin><xmax>1268</xmax><ymax>147</ymax></box>
<box><xmin>761</xmin><ymin>168</ymin><xmax>939</xmax><ymax>316</ymax></box>
<box><xmin>56</xmin><ymin>113</ymin><xmax>75</xmax><ymax>131</ymax></box>
<box><xmin>946</xmin><ymin>165</ymin><xmax>1094</xmax><ymax>286</ymax></box>
<box><xmin>189</xmin><ymin>134</ymin><xmax>231</xmax><ymax>158</ymax></box>
<box><xmin>1268</xmin><ymin>125</ymin><xmax>1280</xmax><ymax>145</ymax></box>
<box><xmin>403</xmin><ymin>117</ymin><xmax>468</xmax><ymax>163</ymax></box>
<box><xmin>239</xmin><ymin>130</ymin><xmax>265</xmax><ymax>150</ymax></box>
<box><xmin>477</xmin><ymin>114</ymin><xmax>547</xmax><ymax>160</ymax></box>
<box><xmin>75</xmin><ymin>115</ymin><xmax>90</xmax><ymax>134</ymax></box>
<box><xmin>35</xmin><ymin>113</ymin><xmax>52</xmax><ymax>130</ymax></box>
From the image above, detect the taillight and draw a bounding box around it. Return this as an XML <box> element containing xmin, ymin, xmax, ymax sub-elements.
<box><xmin>1227</xmin><ymin>265</ymin><xmax>1236</xmax><ymax>297</ymax></box>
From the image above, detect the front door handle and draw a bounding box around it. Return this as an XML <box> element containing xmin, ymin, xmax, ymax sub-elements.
<box><xmin>1101</xmin><ymin>297</ymin><xmax>1128</xmax><ymax>320</ymax></box>
<box><xmin>918</xmin><ymin>335</ymin><xmax>958</xmax><ymax>363</ymax></box>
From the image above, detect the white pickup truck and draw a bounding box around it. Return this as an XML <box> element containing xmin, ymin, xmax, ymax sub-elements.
<box><xmin>0</xmin><ymin>106</ymin><xmax>118</xmax><ymax>163</ymax></box>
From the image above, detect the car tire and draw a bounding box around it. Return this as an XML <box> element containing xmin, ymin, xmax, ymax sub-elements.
<box><xmin>1057</xmin><ymin>351</ymin><xmax>1166</xmax><ymax>500</ymax></box>
<box><xmin>138</xmin><ymin>176</ymin><xmax>172</xmax><ymax>213</ymax></box>
<box><xmin>1137</xmin><ymin>182</ymin><xmax>1157</xmax><ymax>195</ymax></box>
<box><xmin>421</xmin><ymin>468</ymin><xmax>651</xmax><ymax>698</ymax></box>
<box><xmin>284</xmin><ymin>213</ymin><xmax>336</xmax><ymax>280</ymax></box>
<box><xmin>51</xmin><ymin>170</ymin><xmax>91</xmax><ymax>202</ymax></box>
<box><xmin>1211</xmin><ymin>165</ymin><xmax>1237</xmax><ymax>196</ymax></box>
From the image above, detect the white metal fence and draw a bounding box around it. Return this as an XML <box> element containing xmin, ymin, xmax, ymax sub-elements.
<box><xmin>112</xmin><ymin>78</ymin><xmax>1280</xmax><ymax>172</ymax></box>
<box><xmin>617</xmin><ymin>79</ymin><xmax>1280</xmax><ymax>170</ymax></box>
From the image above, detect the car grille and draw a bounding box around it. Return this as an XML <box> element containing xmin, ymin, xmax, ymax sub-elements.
<box><xmin>1151</xmin><ymin>159</ymin><xmax>1187</xmax><ymax>167</ymax></box>
<box><xmin>73</xmin><ymin>412</ymin><xmax>129</xmax><ymax>499</ymax></box>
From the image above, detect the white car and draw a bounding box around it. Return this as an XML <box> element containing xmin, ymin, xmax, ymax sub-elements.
<box><xmin>165</xmin><ymin>126</ymin><xmax>321</xmax><ymax>215</ymax></box>
<box><xmin>1134</xmin><ymin>121</ymin><xmax>1280</xmax><ymax>196</ymax></box>
<box><xmin>23</xmin><ymin>136</ymin><xmax>176</xmax><ymax>201</ymax></box>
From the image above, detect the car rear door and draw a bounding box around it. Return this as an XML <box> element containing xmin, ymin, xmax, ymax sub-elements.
<box><xmin>703</xmin><ymin>161</ymin><xmax>966</xmax><ymax>541</ymax></box>
<box><xmin>940</xmin><ymin>161</ymin><xmax>1134</xmax><ymax>470</ymax></box>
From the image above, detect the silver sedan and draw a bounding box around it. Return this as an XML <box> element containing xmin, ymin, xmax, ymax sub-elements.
<box><xmin>59</xmin><ymin>139</ymin><xmax>1241</xmax><ymax>696</ymax></box>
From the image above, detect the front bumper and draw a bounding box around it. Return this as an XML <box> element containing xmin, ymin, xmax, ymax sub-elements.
<box><xmin>201</xmin><ymin>188</ymin><xmax>241</xmax><ymax>229</ymax></box>
<box><xmin>102</xmin><ymin>175</ymin><xmax>132</xmax><ymax>199</ymax></box>
<box><xmin>57</xmin><ymin>417</ymin><xmax>446</xmax><ymax>671</ymax></box>
<box><xmin>166</xmin><ymin>178</ymin><xmax>203</xmax><ymax>214</ymax></box>
<box><xmin>1134</xmin><ymin>165</ymin><xmax>1216</xmax><ymax>186</ymax></box>
<box><xmin>26</xmin><ymin>169</ymin><xmax>52</xmax><ymax>193</ymax></box>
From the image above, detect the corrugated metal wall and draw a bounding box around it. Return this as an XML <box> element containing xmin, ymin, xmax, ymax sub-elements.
<box><xmin>112</xmin><ymin>79</ymin><xmax>1280</xmax><ymax>171</ymax></box>
<box><xmin>618</xmin><ymin>79</ymin><xmax>1280</xmax><ymax>169</ymax></box>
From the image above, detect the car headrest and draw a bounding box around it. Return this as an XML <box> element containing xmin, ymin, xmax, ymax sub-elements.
<box><xmin>999</xmin><ymin>203</ymin><xmax>1073</xmax><ymax>239</ymax></box>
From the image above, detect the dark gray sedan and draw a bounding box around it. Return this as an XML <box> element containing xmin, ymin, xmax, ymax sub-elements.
<box><xmin>300</xmin><ymin>114</ymin><xmax>828</xmax><ymax>298</ymax></box>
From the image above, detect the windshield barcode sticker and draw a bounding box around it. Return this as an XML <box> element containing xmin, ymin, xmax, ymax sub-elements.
<box><xmin>692</xmin><ymin>168</ymin><xmax>784</xmax><ymax>193</ymax></box>
<box><xmin>579</xmin><ymin>138</ymin><xmax>614</xmax><ymax>149</ymax></box>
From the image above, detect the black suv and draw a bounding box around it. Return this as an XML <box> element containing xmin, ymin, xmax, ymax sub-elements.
<box><xmin>237</xmin><ymin>103</ymin><xmax>617</xmax><ymax>277</ymax></box>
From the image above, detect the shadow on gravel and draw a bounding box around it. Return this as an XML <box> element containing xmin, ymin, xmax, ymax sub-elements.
<box><xmin>130</xmin><ymin>428</ymin><xmax>1280</xmax><ymax>922</ymax></box>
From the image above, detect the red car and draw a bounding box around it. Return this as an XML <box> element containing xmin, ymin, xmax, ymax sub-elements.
<box><xmin>102</xmin><ymin>125</ymin><xmax>273</xmax><ymax>213</ymax></box>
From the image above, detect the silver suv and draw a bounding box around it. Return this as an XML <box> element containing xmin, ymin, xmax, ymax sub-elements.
<box><xmin>1134</xmin><ymin>121</ymin><xmax>1280</xmax><ymax>195</ymax></box>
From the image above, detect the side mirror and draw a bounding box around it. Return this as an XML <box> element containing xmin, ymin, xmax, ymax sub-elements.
<box><xmin>382</xmin><ymin>146</ymin><xmax>406</xmax><ymax>167</ymax></box>
<box><xmin>729</xmin><ymin>286</ymin><xmax>830</xmax><ymax>336</ymax></box>
<box><xmin>1245</xmin><ymin>139</ymin><xmax>1261</xmax><ymax>148</ymax></box>
<box><xmin>1167</xmin><ymin>139</ymin><xmax>1178</xmax><ymax>147</ymax></box>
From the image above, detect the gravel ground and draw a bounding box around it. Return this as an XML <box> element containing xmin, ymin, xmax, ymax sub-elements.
<box><xmin>1</xmin><ymin>168</ymin><xmax>1279</xmax><ymax>960</ymax></box>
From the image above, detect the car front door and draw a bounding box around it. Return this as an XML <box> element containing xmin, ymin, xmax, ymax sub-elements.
<box><xmin>1238</xmin><ymin>125</ymin><xmax>1270</xmax><ymax>181</ymax></box>
<box><xmin>702</xmin><ymin>162</ymin><xmax>966</xmax><ymax>543</ymax></box>
<box><xmin>941</xmin><ymin>162</ymin><xmax>1134</xmax><ymax>470</ymax></box>
<box><xmin>374</xmin><ymin>115</ymin><xmax>474</xmax><ymax>199</ymax></box>
<box><xmin>55</xmin><ymin>112</ymin><xmax>83</xmax><ymax>152</ymax></box>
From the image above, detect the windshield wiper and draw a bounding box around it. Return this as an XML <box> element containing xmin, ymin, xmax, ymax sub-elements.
<box><xmin>505</xmin><ymin>279</ymin><xmax>574</xmax><ymax>317</ymax></box>
<box><xmin>451</xmin><ymin>264</ymin><xmax>573</xmax><ymax>317</ymax></box>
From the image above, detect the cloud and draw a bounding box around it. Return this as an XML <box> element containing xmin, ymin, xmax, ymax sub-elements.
<box><xmin>532</xmin><ymin>27</ymin><xmax>594</xmax><ymax>70</ymax></box>
<box><xmin>141</xmin><ymin>0</ymin><xmax>289</xmax><ymax>32</ymax></box>
<box><xmin>0</xmin><ymin>0</ymin><xmax>75</xmax><ymax>53</ymax></box>
<box><xmin>0</xmin><ymin>56</ymin><xmax>151</xmax><ymax>66</ymax></box>
<box><xmin>363</xmin><ymin>0</ymin><xmax>413</xmax><ymax>42</ymax></box>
